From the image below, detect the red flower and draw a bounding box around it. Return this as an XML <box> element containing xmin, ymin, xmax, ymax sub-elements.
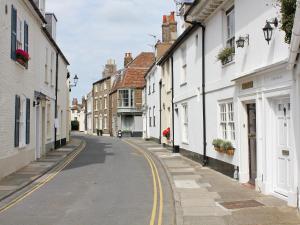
<box><xmin>16</xmin><ymin>49</ymin><xmax>30</xmax><ymax>62</ymax></box>
<box><xmin>162</xmin><ymin>127</ymin><xmax>170</xmax><ymax>139</ymax></box>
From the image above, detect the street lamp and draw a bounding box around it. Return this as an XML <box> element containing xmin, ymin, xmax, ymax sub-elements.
<box><xmin>69</xmin><ymin>74</ymin><xmax>79</xmax><ymax>92</ymax></box>
<box><xmin>263</xmin><ymin>18</ymin><xmax>278</xmax><ymax>45</ymax></box>
<box><xmin>236</xmin><ymin>34</ymin><xmax>249</xmax><ymax>48</ymax></box>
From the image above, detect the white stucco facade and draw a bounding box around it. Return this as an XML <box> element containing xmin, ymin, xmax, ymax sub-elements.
<box><xmin>0</xmin><ymin>0</ymin><xmax>69</xmax><ymax>179</ymax></box>
<box><xmin>170</xmin><ymin>0</ymin><xmax>298</xmax><ymax>206</ymax></box>
<box><xmin>144</xmin><ymin>65</ymin><xmax>161</xmax><ymax>141</ymax></box>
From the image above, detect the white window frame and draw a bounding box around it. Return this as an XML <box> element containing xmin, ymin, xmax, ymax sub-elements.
<box><xmin>225</xmin><ymin>6</ymin><xmax>235</xmax><ymax>62</ymax></box>
<box><xmin>17</xmin><ymin>17</ymin><xmax>23</xmax><ymax>49</ymax></box>
<box><xmin>219</xmin><ymin>101</ymin><xmax>235</xmax><ymax>141</ymax></box>
<box><xmin>19</xmin><ymin>96</ymin><xmax>26</xmax><ymax>148</ymax></box>
<box><xmin>181</xmin><ymin>45</ymin><xmax>187</xmax><ymax>84</ymax></box>
<box><xmin>181</xmin><ymin>103</ymin><xmax>189</xmax><ymax>143</ymax></box>
<box><xmin>45</xmin><ymin>47</ymin><xmax>49</xmax><ymax>84</ymax></box>
<box><xmin>104</xmin><ymin>97</ymin><xmax>107</xmax><ymax>109</ymax></box>
<box><xmin>46</xmin><ymin>103</ymin><xmax>52</xmax><ymax>139</ymax></box>
<box><xmin>118</xmin><ymin>89</ymin><xmax>134</xmax><ymax>108</ymax></box>
<box><xmin>149</xmin><ymin>107</ymin><xmax>152</xmax><ymax>127</ymax></box>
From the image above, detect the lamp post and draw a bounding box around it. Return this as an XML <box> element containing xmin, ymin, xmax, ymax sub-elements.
<box><xmin>263</xmin><ymin>18</ymin><xmax>278</xmax><ymax>45</ymax></box>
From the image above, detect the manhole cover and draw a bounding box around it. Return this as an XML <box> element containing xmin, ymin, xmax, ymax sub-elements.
<box><xmin>220</xmin><ymin>200</ymin><xmax>264</xmax><ymax>209</ymax></box>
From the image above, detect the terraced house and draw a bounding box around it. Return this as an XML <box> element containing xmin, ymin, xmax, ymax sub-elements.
<box><xmin>153</xmin><ymin>0</ymin><xmax>300</xmax><ymax>207</ymax></box>
<box><xmin>93</xmin><ymin>59</ymin><xmax>117</xmax><ymax>136</ymax></box>
<box><xmin>0</xmin><ymin>0</ymin><xmax>69</xmax><ymax>180</ymax></box>
<box><xmin>110</xmin><ymin>52</ymin><xmax>155</xmax><ymax>137</ymax></box>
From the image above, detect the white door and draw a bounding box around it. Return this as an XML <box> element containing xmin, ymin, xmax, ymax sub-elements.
<box><xmin>275</xmin><ymin>99</ymin><xmax>293</xmax><ymax>197</ymax></box>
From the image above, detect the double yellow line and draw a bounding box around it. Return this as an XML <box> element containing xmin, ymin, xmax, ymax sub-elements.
<box><xmin>0</xmin><ymin>141</ymin><xmax>86</xmax><ymax>214</ymax></box>
<box><xmin>124</xmin><ymin>140</ymin><xmax>163</xmax><ymax>225</ymax></box>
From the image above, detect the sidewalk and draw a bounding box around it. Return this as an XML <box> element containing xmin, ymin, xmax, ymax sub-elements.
<box><xmin>126</xmin><ymin>138</ymin><xmax>300</xmax><ymax>225</ymax></box>
<box><xmin>0</xmin><ymin>138</ymin><xmax>84</xmax><ymax>202</ymax></box>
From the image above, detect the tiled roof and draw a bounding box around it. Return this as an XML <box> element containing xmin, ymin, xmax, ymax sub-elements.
<box><xmin>110</xmin><ymin>52</ymin><xmax>154</xmax><ymax>92</ymax></box>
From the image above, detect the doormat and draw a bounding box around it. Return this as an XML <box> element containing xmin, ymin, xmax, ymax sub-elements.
<box><xmin>219</xmin><ymin>200</ymin><xmax>264</xmax><ymax>209</ymax></box>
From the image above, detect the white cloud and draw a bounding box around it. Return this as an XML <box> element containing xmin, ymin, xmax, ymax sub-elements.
<box><xmin>46</xmin><ymin>0</ymin><xmax>175</xmax><ymax>99</ymax></box>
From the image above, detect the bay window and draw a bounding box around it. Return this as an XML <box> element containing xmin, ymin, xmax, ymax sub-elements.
<box><xmin>118</xmin><ymin>89</ymin><xmax>134</xmax><ymax>108</ymax></box>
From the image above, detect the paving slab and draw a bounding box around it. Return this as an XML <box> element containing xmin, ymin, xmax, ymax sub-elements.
<box><xmin>126</xmin><ymin>138</ymin><xmax>300</xmax><ymax>225</ymax></box>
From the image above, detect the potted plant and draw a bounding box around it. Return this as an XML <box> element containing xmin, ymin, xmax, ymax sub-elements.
<box><xmin>162</xmin><ymin>127</ymin><xmax>170</xmax><ymax>140</ymax></box>
<box><xmin>16</xmin><ymin>49</ymin><xmax>30</xmax><ymax>67</ymax></box>
<box><xmin>222</xmin><ymin>140</ymin><xmax>235</xmax><ymax>156</ymax></box>
<box><xmin>212</xmin><ymin>139</ymin><xmax>223</xmax><ymax>152</ymax></box>
<box><xmin>217</xmin><ymin>47</ymin><xmax>235</xmax><ymax>65</ymax></box>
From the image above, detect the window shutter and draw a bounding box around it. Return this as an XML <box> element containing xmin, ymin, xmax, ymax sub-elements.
<box><xmin>14</xmin><ymin>95</ymin><xmax>20</xmax><ymax>147</ymax></box>
<box><xmin>11</xmin><ymin>6</ymin><xmax>17</xmax><ymax>60</ymax></box>
<box><xmin>26</xmin><ymin>98</ymin><xmax>30</xmax><ymax>144</ymax></box>
<box><xmin>24</xmin><ymin>21</ymin><xmax>29</xmax><ymax>52</ymax></box>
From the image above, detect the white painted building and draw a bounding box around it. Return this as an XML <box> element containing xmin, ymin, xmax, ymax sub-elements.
<box><xmin>159</xmin><ymin>0</ymin><xmax>298</xmax><ymax>206</ymax></box>
<box><xmin>144</xmin><ymin>65</ymin><xmax>161</xmax><ymax>142</ymax></box>
<box><xmin>0</xmin><ymin>0</ymin><xmax>69</xmax><ymax>179</ymax></box>
<box><xmin>86</xmin><ymin>91</ymin><xmax>94</xmax><ymax>134</ymax></box>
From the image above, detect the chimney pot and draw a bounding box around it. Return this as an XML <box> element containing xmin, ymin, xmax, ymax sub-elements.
<box><xmin>163</xmin><ymin>15</ymin><xmax>167</xmax><ymax>23</ymax></box>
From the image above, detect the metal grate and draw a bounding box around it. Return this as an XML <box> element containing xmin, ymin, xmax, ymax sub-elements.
<box><xmin>220</xmin><ymin>200</ymin><xmax>264</xmax><ymax>209</ymax></box>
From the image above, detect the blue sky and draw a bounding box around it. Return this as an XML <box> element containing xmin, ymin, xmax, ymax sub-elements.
<box><xmin>46</xmin><ymin>0</ymin><xmax>176</xmax><ymax>101</ymax></box>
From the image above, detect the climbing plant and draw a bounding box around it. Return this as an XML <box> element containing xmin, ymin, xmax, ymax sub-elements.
<box><xmin>278</xmin><ymin>0</ymin><xmax>297</xmax><ymax>43</ymax></box>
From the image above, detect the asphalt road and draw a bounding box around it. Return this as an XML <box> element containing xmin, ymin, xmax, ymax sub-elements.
<box><xmin>0</xmin><ymin>133</ymin><xmax>174</xmax><ymax>225</ymax></box>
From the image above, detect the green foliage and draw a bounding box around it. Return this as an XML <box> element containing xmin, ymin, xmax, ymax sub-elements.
<box><xmin>71</xmin><ymin>120</ymin><xmax>79</xmax><ymax>131</ymax></box>
<box><xmin>212</xmin><ymin>139</ymin><xmax>223</xmax><ymax>148</ymax></box>
<box><xmin>220</xmin><ymin>140</ymin><xmax>234</xmax><ymax>150</ymax></box>
<box><xmin>217</xmin><ymin>47</ymin><xmax>235</xmax><ymax>64</ymax></box>
<box><xmin>278</xmin><ymin>0</ymin><xmax>297</xmax><ymax>43</ymax></box>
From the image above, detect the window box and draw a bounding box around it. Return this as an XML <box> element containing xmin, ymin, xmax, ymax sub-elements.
<box><xmin>217</xmin><ymin>47</ymin><xmax>235</xmax><ymax>65</ymax></box>
<box><xmin>16</xmin><ymin>49</ymin><xmax>29</xmax><ymax>69</ymax></box>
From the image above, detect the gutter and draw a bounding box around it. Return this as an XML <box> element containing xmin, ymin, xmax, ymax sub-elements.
<box><xmin>184</xmin><ymin>21</ymin><xmax>207</xmax><ymax>166</ymax></box>
<box><xmin>159</xmin><ymin>80</ymin><xmax>162</xmax><ymax>144</ymax></box>
<box><xmin>171</xmin><ymin>56</ymin><xmax>175</xmax><ymax>151</ymax></box>
<box><xmin>288</xmin><ymin>1</ymin><xmax>300</xmax><ymax>69</ymax></box>
<box><xmin>54</xmin><ymin>52</ymin><xmax>59</xmax><ymax>149</ymax></box>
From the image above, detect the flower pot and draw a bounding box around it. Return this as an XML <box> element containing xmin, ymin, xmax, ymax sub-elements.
<box><xmin>226</xmin><ymin>149</ymin><xmax>235</xmax><ymax>156</ymax></box>
<box><xmin>214</xmin><ymin>146</ymin><xmax>220</xmax><ymax>152</ymax></box>
<box><xmin>220</xmin><ymin>147</ymin><xmax>225</xmax><ymax>153</ymax></box>
<box><xmin>16</xmin><ymin>58</ymin><xmax>26</xmax><ymax>67</ymax></box>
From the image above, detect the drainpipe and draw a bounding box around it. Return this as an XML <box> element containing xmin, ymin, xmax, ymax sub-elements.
<box><xmin>171</xmin><ymin>56</ymin><xmax>175</xmax><ymax>151</ymax></box>
<box><xmin>159</xmin><ymin>80</ymin><xmax>162</xmax><ymax>144</ymax></box>
<box><xmin>185</xmin><ymin>21</ymin><xmax>207</xmax><ymax>166</ymax></box>
<box><xmin>54</xmin><ymin>52</ymin><xmax>59</xmax><ymax>149</ymax></box>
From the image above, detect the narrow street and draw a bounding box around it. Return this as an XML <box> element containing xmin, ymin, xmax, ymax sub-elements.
<box><xmin>0</xmin><ymin>134</ymin><xmax>174</xmax><ymax>225</ymax></box>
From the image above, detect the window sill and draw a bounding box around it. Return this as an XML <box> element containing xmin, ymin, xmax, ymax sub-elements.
<box><xmin>15</xmin><ymin>61</ymin><xmax>27</xmax><ymax>70</ymax></box>
<box><xmin>182</xmin><ymin>141</ymin><xmax>189</xmax><ymax>145</ymax></box>
<box><xmin>180</xmin><ymin>82</ymin><xmax>187</xmax><ymax>87</ymax></box>
<box><xmin>222</xmin><ymin>60</ymin><xmax>235</xmax><ymax>68</ymax></box>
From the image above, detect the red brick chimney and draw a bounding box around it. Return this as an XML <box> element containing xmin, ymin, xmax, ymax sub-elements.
<box><xmin>162</xmin><ymin>12</ymin><xmax>177</xmax><ymax>43</ymax></box>
<box><xmin>124</xmin><ymin>53</ymin><xmax>133</xmax><ymax>67</ymax></box>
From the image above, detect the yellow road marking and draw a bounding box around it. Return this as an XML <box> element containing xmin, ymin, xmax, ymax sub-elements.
<box><xmin>0</xmin><ymin>142</ymin><xmax>85</xmax><ymax>214</ymax></box>
<box><xmin>124</xmin><ymin>140</ymin><xmax>164</xmax><ymax>225</ymax></box>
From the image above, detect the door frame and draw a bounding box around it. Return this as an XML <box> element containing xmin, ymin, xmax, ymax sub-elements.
<box><xmin>247</xmin><ymin>103</ymin><xmax>257</xmax><ymax>185</ymax></box>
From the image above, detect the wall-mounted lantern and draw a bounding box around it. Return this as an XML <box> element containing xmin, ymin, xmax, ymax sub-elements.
<box><xmin>236</xmin><ymin>35</ymin><xmax>249</xmax><ymax>48</ymax></box>
<box><xmin>69</xmin><ymin>74</ymin><xmax>79</xmax><ymax>92</ymax></box>
<box><xmin>263</xmin><ymin>18</ymin><xmax>278</xmax><ymax>45</ymax></box>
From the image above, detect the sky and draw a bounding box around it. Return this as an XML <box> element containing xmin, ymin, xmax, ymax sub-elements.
<box><xmin>46</xmin><ymin>0</ymin><xmax>176</xmax><ymax>101</ymax></box>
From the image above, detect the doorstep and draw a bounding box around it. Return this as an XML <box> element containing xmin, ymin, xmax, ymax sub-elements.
<box><xmin>0</xmin><ymin>138</ymin><xmax>84</xmax><ymax>203</ymax></box>
<box><xmin>125</xmin><ymin>138</ymin><xmax>300</xmax><ymax>225</ymax></box>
